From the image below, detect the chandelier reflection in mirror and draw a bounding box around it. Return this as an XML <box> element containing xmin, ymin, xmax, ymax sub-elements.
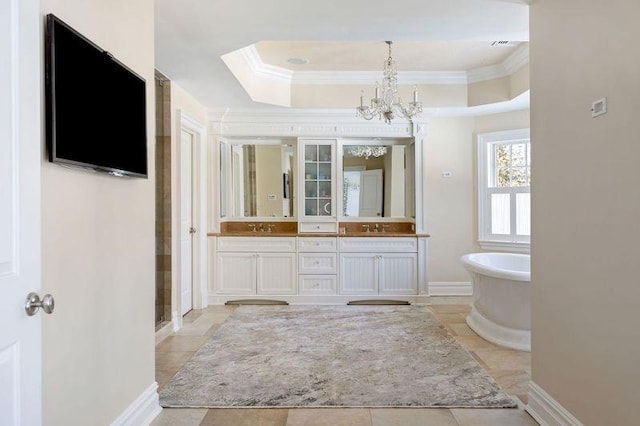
<box><xmin>356</xmin><ymin>41</ymin><xmax>423</xmax><ymax>124</ymax></box>
<box><xmin>346</xmin><ymin>145</ymin><xmax>387</xmax><ymax>159</ymax></box>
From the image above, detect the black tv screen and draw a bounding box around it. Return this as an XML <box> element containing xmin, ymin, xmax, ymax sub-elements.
<box><xmin>45</xmin><ymin>14</ymin><xmax>148</xmax><ymax>178</ymax></box>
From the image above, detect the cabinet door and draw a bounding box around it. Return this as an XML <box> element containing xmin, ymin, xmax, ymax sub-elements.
<box><xmin>216</xmin><ymin>252</ymin><xmax>256</xmax><ymax>294</ymax></box>
<box><xmin>300</xmin><ymin>140</ymin><xmax>335</xmax><ymax>220</ymax></box>
<box><xmin>257</xmin><ymin>252</ymin><xmax>297</xmax><ymax>295</ymax></box>
<box><xmin>340</xmin><ymin>253</ymin><xmax>377</xmax><ymax>295</ymax></box>
<box><xmin>379</xmin><ymin>253</ymin><xmax>418</xmax><ymax>295</ymax></box>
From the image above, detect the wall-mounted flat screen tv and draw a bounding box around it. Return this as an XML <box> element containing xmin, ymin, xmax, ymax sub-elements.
<box><xmin>45</xmin><ymin>14</ymin><xmax>148</xmax><ymax>178</ymax></box>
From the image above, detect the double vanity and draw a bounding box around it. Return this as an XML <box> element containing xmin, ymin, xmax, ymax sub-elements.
<box><xmin>208</xmin><ymin>134</ymin><xmax>429</xmax><ymax>304</ymax></box>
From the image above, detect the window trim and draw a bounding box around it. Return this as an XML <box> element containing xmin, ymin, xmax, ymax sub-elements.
<box><xmin>477</xmin><ymin>128</ymin><xmax>530</xmax><ymax>253</ymax></box>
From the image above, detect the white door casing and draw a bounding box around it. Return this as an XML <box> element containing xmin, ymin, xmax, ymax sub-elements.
<box><xmin>0</xmin><ymin>0</ymin><xmax>42</xmax><ymax>424</ymax></box>
<box><xmin>176</xmin><ymin>112</ymin><xmax>208</xmax><ymax>325</ymax></box>
<box><xmin>180</xmin><ymin>130</ymin><xmax>194</xmax><ymax>315</ymax></box>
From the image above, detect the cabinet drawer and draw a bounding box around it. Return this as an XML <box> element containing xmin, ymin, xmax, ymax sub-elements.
<box><xmin>299</xmin><ymin>222</ymin><xmax>337</xmax><ymax>233</ymax></box>
<box><xmin>298</xmin><ymin>237</ymin><xmax>337</xmax><ymax>252</ymax></box>
<box><xmin>216</xmin><ymin>236</ymin><xmax>296</xmax><ymax>252</ymax></box>
<box><xmin>338</xmin><ymin>237</ymin><xmax>417</xmax><ymax>253</ymax></box>
<box><xmin>299</xmin><ymin>275</ymin><xmax>336</xmax><ymax>295</ymax></box>
<box><xmin>299</xmin><ymin>253</ymin><xmax>337</xmax><ymax>274</ymax></box>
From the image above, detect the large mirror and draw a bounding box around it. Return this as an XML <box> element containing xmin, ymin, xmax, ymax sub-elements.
<box><xmin>220</xmin><ymin>139</ymin><xmax>296</xmax><ymax>218</ymax></box>
<box><xmin>342</xmin><ymin>142</ymin><xmax>415</xmax><ymax>218</ymax></box>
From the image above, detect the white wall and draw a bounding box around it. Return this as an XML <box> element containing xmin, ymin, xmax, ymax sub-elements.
<box><xmin>425</xmin><ymin>117</ymin><xmax>476</xmax><ymax>283</ymax></box>
<box><xmin>424</xmin><ymin>110</ymin><xmax>530</xmax><ymax>284</ymax></box>
<box><xmin>40</xmin><ymin>0</ymin><xmax>156</xmax><ymax>425</ymax></box>
<box><xmin>530</xmin><ymin>1</ymin><xmax>640</xmax><ymax>425</ymax></box>
<box><xmin>171</xmin><ymin>83</ymin><xmax>209</xmax><ymax>127</ymax></box>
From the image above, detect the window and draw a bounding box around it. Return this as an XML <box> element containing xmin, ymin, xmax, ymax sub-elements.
<box><xmin>478</xmin><ymin>129</ymin><xmax>530</xmax><ymax>252</ymax></box>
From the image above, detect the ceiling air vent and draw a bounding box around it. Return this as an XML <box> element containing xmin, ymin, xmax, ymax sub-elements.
<box><xmin>491</xmin><ymin>41</ymin><xmax>520</xmax><ymax>47</ymax></box>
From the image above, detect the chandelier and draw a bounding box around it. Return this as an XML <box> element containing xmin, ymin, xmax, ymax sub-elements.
<box><xmin>346</xmin><ymin>145</ymin><xmax>387</xmax><ymax>159</ymax></box>
<box><xmin>356</xmin><ymin>41</ymin><xmax>423</xmax><ymax>124</ymax></box>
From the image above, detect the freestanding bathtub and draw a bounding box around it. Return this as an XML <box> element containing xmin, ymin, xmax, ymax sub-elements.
<box><xmin>461</xmin><ymin>252</ymin><xmax>531</xmax><ymax>352</ymax></box>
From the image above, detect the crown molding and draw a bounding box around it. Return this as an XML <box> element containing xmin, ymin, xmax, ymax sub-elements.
<box><xmin>241</xmin><ymin>44</ymin><xmax>293</xmax><ymax>84</ymax></box>
<box><xmin>239</xmin><ymin>43</ymin><xmax>529</xmax><ymax>87</ymax></box>
<box><xmin>503</xmin><ymin>43</ymin><xmax>529</xmax><ymax>74</ymax></box>
<box><xmin>428</xmin><ymin>90</ymin><xmax>529</xmax><ymax>117</ymax></box>
<box><xmin>467</xmin><ymin>43</ymin><xmax>528</xmax><ymax>83</ymax></box>
<box><xmin>292</xmin><ymin>70</ymin><xmax>467</xmax><ymax>85</ymax></box>
<box><xmin>467</xmin><ymin>63</ymin><xmax>509</xmax><ymax>84</ymax></box>
<box><xmin>208</xmin><ymin>106</ymin><xmax>414</xmax><ymax>137</ymax></box>
<box><xmin>207</xmin><ymin>90</ymin><xmax>530</xmax><ymax>124</ymax></box>
<box><xmin>209</xmin><ymin>107</ymin><xmax>410</xmax><ymax>124</ymax></box>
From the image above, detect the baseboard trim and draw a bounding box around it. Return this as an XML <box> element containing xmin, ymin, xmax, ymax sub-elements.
<box><xmin>526</xmin><ymin>381</ymin><xmax>583</xmax><ymax>426</ymax></box>
<box><xmin>428</xmin><ymin>281</ymin><xmax>472</xmax><ymax>296</ymax></box>
<box><xmin>111</xmin><ymin>382</ymin><xmax>162</xmax><ymax>426</ymax></box>
<box><xmin>155</xmin><ymin>322</ymin><xmax>174</xmax><ymax>346</ymax></box>
<box><xmin>172</xmin><ymin>310</ymin><xmax>180</xmax><ymax>332</ymax></box>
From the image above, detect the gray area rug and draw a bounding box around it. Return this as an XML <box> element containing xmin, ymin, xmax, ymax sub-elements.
<box><xmin>159</xmin><ymin>305</ymin><xmax>516</xmax><ymax>408</ymax></box>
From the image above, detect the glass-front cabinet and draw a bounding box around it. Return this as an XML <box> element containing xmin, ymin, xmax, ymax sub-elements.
<box><xmin>298</xmin><ymin>139</ymin><xmax>337</xmax><ymax>232</ymax></box>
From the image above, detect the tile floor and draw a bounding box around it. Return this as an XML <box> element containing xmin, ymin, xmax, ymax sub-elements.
<box><xmin>152</xmin><ymin>298</ymin><xmax>536</xmax><ymax>426</ymax></box>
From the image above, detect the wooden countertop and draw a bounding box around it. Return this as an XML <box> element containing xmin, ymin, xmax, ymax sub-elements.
<box><xmin>211</xmin><ymin>221</ymin><xmax>429</xmax><ymax>238</ymax></box>
<box><xmin>207</xmin><ymin>232</ymin><xmax>430</xmax><ymax>238</ymax></box>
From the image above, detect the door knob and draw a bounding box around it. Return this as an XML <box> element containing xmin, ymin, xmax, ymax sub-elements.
<box><xmin>25</xmin><ymin>292</ymin><xmax>55</xmax><ymax>316</ymax></box>
<box><xmin>189</xmin><ymin>227</ymin><xmax>196</xmax><ymax>234</ymax></box>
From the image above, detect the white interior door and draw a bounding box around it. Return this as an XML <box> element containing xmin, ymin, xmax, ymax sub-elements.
<box><xmin>180</xmin><ymin>130</ymin><xmax>194</xmax><ymax>315</ymax></box>
<box><xmin>0</xmin><ymin>0</ymin><xmax>42</xmax><ymax>424</ymax></box>
<box><xmin>359</xmin><ymin>169</ymin><xmax>383</xmax><ymax>217</ymax></box>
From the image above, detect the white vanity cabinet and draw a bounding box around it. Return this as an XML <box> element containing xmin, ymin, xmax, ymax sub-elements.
<box><xmin>339</xmin><ymin>237</ymin><xmax>418</xmax><ymax>295</ymax></box>
<box><xmin>215</xmin><ymin>237</ymin><xmax>297</xmax><ymax>295</ymax></box>
<box><xmin>211</xmin><ymin>128</ymin><xmax>431</xmax><ymax>303</ymax></box>
<box><xmin>298</xmin><ymin>237</ymin><xmax>337</xmax><ymax>295</ymax></box>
